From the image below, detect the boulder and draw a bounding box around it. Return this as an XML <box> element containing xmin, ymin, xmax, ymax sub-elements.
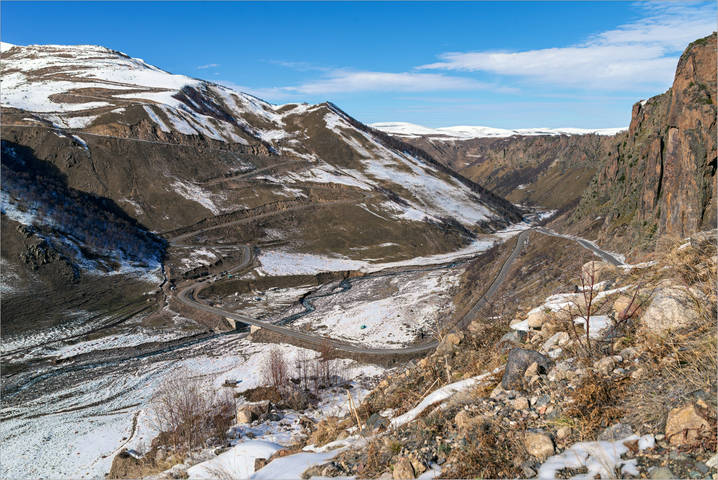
<box><xmin>612</xmin><ymin>295</ymin><xmax>635</xmax><ymax>319</ymax></box>
<box><xmin>502</xmin><ymin>348</ymin><xmax>552</xmax><ymax>390</ymax></box>
<box><xmin>649</xmin><ymin>467</ymin><xmax>675</xmax><ymax>479</ymax></box>
<box><xmin>393</xmin><ymin>457</ymin><xmax>415</xmax><ymax>480</ymax></box>
<box><xmin>594</xmin><ymin>356</ymin><xmax>616</xmax><ymax>376</ymax></box>
<box><xmin>524</xmin><ymin>430</ymin><xmax>555</xmax><ymax>459</ymax></box>
<box><xmin>541</xmin><ymin>332</ymin><xmax>569</xmax><ymax>352</ymax></box>
<box><xmin>527</xmin><ymin>310</ymin><xmax>550</xmax><ymax>329</ymax></box>
<box><xmin>436</xmin><ymin>332</ymin><xmax>463</xmax><ymax>354</ymax></box>
<box><xmin>512</xmin><ymin>397</ymin><xmax>530</xmax><ymax>410</ymax></box>
<box><xmin>665</xmin><ymin>404</ymin><xmax>711</xmax><ymax>446</ymax></box>
<box><xmin>641</xmin><ymin>284</ymin><xmax>701</xmax><ymax>333</ymax></box>
<box><xmin>236</xmin><ymin>400</ymin><xmax>270</xmax><ymax>424</ymax></box>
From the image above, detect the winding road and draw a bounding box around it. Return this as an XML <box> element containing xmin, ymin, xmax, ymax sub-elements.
<box><xmin>174</xmin><ymin>223</ymin><xmax>626</xmax><ymax>359</ymax></box>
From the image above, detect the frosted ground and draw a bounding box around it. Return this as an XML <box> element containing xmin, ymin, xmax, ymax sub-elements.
<box><xmin>0</xmin><ymin>335</ymin><xmax>383</xmax><ymax>480</ymax></box>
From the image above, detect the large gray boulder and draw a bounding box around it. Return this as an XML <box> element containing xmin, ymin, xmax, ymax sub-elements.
<box><xmin>502</xmin><ymin>348</ymin><xmax>553</xmax><ymax>390</ymax></box>
<box><xmin>641</xmin><ymin>283</ymin><xmax>702</xmax><ymax>334</ymax></box>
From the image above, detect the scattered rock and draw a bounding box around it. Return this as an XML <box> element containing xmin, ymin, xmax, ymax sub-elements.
<box><xmin>502</xmin><ymin>348</ymin><xmax>552</xmax><ymax>390</ymax></box>
<box><xmin>527</xmin><ymin>310</ymin><xmax>550</xmax><ymax>329</ymax></box>
<box><xmin>542</xmin><ymin>332</ymin><xmax>569</xmax><ymax>352</ymax></box>
<box><xmin>665</xmin><ymin>403</ymin><xmax>711</xmax><ymax>446</ymax></box>
<box><xmin>556</xmin><ymin>426</ymin><xmax>571</xmax><ymax>441</ymax></box>
<box><xmin>612</xmin><ymin>295</ymin><xmax>635</xmax><ymax>318</ymax></box>
<box><xmin>366</xmin><ymin>413</ymin><xmax>389</xmax><ymax>432</ymax></box>
<box><xmin>436</xmin><ymin>332</ymin><xmax>463</xmax><ymax>354</ymax></box>
<box><xmin>649</xmin><ymin>467</ymin><xmax>675</xmax><ymax>479</ymax></box>
<box><xmin>524</xmin><ymin>430</ymin><xmax>555</xmax><ymax>459</ymax></box>
<box><xmin>512</xmin><ymin>397</ymin><xmax>530</xmax><ymax>410</ymax></box>
<box><xmin>236</xmin><ymin>400</ymin><xmax>270</xmax><ymax>424</ymax></box>
<box><xmin>598</xmin><ymin>423</ymin><xmax>633</xmax><ymax>441</ymax></box>
<box><xmin>594</xmin><ymin>356</ymin><xmax>616</xmax><ymax>376</ymax></box>
<box><xmin>393</xmin><ymin>457</ymin><xmax>415</xmax><ymax>480</ymax></box>
<box><xmin>619</xmin><ymin>347</ymin><xmax>639</xmax><ymax>360</ymax></box>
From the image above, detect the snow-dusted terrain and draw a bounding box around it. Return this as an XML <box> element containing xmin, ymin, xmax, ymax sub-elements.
<box><xmin>371</xmin><ymin>121</ymin><xmax>626</xmax><ymax>139</ymax></box>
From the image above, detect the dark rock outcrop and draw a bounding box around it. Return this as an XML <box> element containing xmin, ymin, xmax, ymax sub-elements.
<box><xmin>501</xmin><ymin>348</ymin><xmax>553</xmax><ymax>390</ymax></box>
<box><xmin>574</xmin><ymin>33</ymin><xmax>717</xmax><ymax>252</ymax></box>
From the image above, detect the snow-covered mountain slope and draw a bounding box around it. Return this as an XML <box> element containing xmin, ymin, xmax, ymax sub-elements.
<box><xmin>370</xmin><ymin>121</ymin><xmax>625</xmax><ymax>139</ymax></box>
<box><xmin>1</xmin><ymin>42</ymin><xmax>522</xmax><ymax>236</ymax></box>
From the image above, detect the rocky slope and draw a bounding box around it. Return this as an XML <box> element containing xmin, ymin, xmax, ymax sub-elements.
<box><xmin>573</xmin><ymin>33</ymin><xmax>717</xmax><ymax>254</ymax></box>
<box><xmin>0</xmin><ymin>41</ymin><xmax>523</xmax><ymax>320</ymax></box>
<box><xmin>385</xmin><ymin>133</ymin><xmax>616</xmax><ymax>212</ymax></box>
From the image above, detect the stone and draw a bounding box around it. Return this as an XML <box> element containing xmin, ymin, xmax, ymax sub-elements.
<box><xmin>541</xmin><ymin>332</ymin><xmax>569</xmax><ymax>352</ymax></box>
<box><xmin>527</xmin><ymin>310</ymin><xmax>550</xmax><ymax>329</ymax></box>
<box><xmin>499</xmin><ymin>330</ymin><xmax>527</xmax><ymax>350</ymax></box>
<box><xmin>393</xmin><ymin>457</ymin><xmax>415</xmax><ymax>480</ymax></box>
<box><xmin>612</xmin><ymin>295</ymin><xmax>635</xmax><ymax>319</ymax></box>
<box><xmin>547</xmin><ymin>360</ymin><xmax>577</xmax><ymax>382</ymax></box>
<box><xmin>649</xmin><ymin>467</ymin><xmax>676</xmax><ymax>479</ymax></box>
<box><xmin>594</xmin><ymin>356</ymin><xmax>617</xmax><ymax>376</ymax></box>
<box><xmin>630</xmin><ymin>367</ymin><xmax>645</xmax><ymax>380</ymax></box>
<box><xmin>236</xmin><ymin>400</ymin><xmax>270</xmax><ymax>424</ymax></box>
<box><xmin>706</xmin><ymin>454</ymin><xmax>718</xmax><ymax>468</ymax></box>
<box><xmin>665</xmin><ymin>404</ymin><xmax>711</xmax><ymax>445</ymax></box>
<box><xmin>436</xmin><ymin>332</ymin><xmax>463</xmax><ymax>354</ymax></box>
<box><xmin>512</xmin><ymin>397</ymin><xmax>530</xmax><ymax>410</ymax></box>
<box><xmin>619</xmin><ymin>347</ymin><xmax>639</xmax><ymax>360</ymax></box>
<box><xmin>502</xmin><ymin>348</ymin><xmax>553</xmax><ymax>390</ymax></box>
<box><xmin>524</xmin><ymin>362</ymin><xmax>539</xmax><ymax>378</ymax></box>
<box><xmin>598</xmin><ymin>423</ymin><xmax>633</xmax><ymax>441</ymax></box>
<box><xmin>556</xmin><ymin>426</ymin><xmax>571</xmax><ymax>441</ymax></box>
<box><xmin>366</xmin><ymin>413</ymin><xmax>389</xmax><ymax>432</ymax></box>
<box><xmin>641</xmin><ymin>284</ymin><xmax>702</xmax><ymax>333</ymax></box>
<box><xmin>410</xmin><ymin>457</ymin><xmax>427</xmax><ymax>475</ymax></box>
<box><xmin>524</xmin><ymin>430</ymin><xmax>555</xmax><ymax>459</ymax></box>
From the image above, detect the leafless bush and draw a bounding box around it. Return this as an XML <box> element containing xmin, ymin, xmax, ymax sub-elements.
<box><xmin>262</xmin><ymin>347</ymin><xmax>289</xmax><ymax>390</ymax></box>
<box><xmin>150</xmin><ymin>373</ymin><xmax>236</xmax><ymax>453</ymax></box>
<box><xmin>150</xmin><ymin>375</ymin><xmax>208</xmax><ymax>452</ymax></box>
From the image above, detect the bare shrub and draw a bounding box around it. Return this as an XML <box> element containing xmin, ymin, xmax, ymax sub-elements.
<box><xmin>150</xmin><ymin>373</ymin><xmax>236</xmax><ymax>453</ymax></box>
<box><xmin>150</xmin><ymin>375</ymin><xmax>208</xmax><ymax>452</ymax></box>
<box><xmin>262</xmin><ymin>347</ymin><xmax>289</xmax><ymax>390</ymax></box>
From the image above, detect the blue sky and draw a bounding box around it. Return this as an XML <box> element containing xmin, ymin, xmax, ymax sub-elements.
<box><xmin>2</xmin><ymin>1</ymin><xmax>715</xmax><ymax>128</ymax></box>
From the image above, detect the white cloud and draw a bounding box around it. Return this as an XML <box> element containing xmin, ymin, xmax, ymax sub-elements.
<box><xmin>285</xmin><ymin>70</ymin><xmax>497</xmax><ymax>94</ymax></box>
<box><xmin>197</xmin><ymin>63</ymin><xmax>219</xmax><ymax>69</ymax></box>
<box><xmin>419</xmin><ymin>2</ymin><xmax>716</xmax><ymax>89</ymax></box>
<box><xmin>220</xmin><ymin>70</ymin><xmax>509</xmax><ymax>101</ymax></box>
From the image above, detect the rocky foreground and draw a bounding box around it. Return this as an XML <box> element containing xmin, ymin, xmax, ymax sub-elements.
<box><xmin>111</xmin><ymin>229</ymin><xmax>716</xmax><ymax>479</ymax></box>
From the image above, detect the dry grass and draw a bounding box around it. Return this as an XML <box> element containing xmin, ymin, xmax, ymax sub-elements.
<box><xmin>441</xmin><ymin>418</ymin><xmax>528</xmax><ymax>479</ymax></box>
<box><xmin>622</xmin><ymin>232</ymin><xmax>717</xmax><ymax>432</ymax></box>
<box><xmin>564</xmin><ymin>375</ymin><xmax>627</xmax><ymax>440</ymax></box>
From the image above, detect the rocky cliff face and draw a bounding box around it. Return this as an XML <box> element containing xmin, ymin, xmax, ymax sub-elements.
<box><xmin>573</xmin><ymin>33</ymin><xmax>717</xmax><ymax>252</ymax></box>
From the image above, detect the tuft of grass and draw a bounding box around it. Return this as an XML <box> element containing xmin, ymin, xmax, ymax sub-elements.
<box><xmin>441</xmin><ymin>419</ymin><xmax>528</xmax><ymax>479</ymax></box>
<box><xmin>564</xmin><ymin>375</ymin><xmax>626</xmax><ymax>440</ymax></box>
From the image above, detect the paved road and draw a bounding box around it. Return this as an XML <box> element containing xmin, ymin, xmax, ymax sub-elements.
<box><xmin>534</xmin><ymin>227</ymin><xmax>625</xmax><ymax>266</ymax></box>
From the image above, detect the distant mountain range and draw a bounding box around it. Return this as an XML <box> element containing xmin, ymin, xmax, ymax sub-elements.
<box><xmin>370</xmin><ymin>121</ymin><xmax>626</xmax><ymax>139</ymax></box>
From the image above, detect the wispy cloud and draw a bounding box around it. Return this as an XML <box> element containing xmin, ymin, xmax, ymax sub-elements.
<box><xmin>265</xmin><ymin>60</ymin><xmax>331</xmax><ymax>72</ymax></box>
<box><xmin>197</xmin><ymin>63</ymin><xmax>219</xmax><ymax>70</ymax></box>
<box><xmin>222</xmin><ymin>69</ymin><xmax>512</xmax><ymax>101</ymax></box>
<box><xmin>418</xmin><ymin>2</ymin><xmax>716</xmax><ymax>90</ymax></box>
